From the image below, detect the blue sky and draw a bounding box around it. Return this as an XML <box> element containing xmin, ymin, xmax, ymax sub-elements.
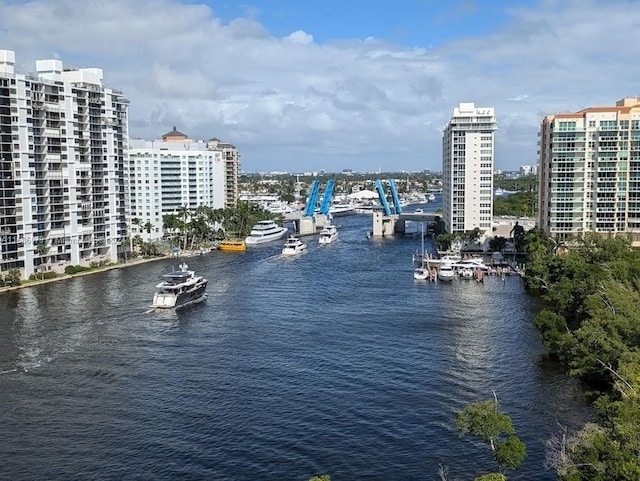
<box><xmin>203</xmin><ymin>0</ymin><xmax>526</xmax><ymax>48</ymax></box>
<box><xmin>1</xmin><ymin>0</ymin><xmax>640</xmax><ymax>173</ymax></box>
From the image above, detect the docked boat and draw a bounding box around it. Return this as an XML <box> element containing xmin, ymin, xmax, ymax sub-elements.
<box><xmin>413</xmin><ymin>267</ymin><xmax>429</xmax><ymax>280</ymax></box>
<box><xmin>458</xmin><ymin>267</ymin><xmax>475</xmax><ymax>279</ymax></box>
<box><xmin>151</xmin><ymin>263</ymin><xmax>208</xmax><ymax>309</ymax></box>
<box><xmin>437</xmin><ymin>261</ymin><xmax>455</xmax><ymax>282</ymax></box>
<box><xmin>281</xmin><ymin>236</ymin><xmax>307</xmax><ymax>256</ymax></box>
<box><xmin>318</xmin><ymin>224</ymin><xmax>338</xmax><ymax>244</ymax></box>
<box><xmin>264</xmin><ymin>201</ymin><xmax>294</xmax><ymax>215</ymax></box>
<box><xmin>328</xmin><ymin>203</ymin><xmax>356</xmax><ymax>217</ymax></box>
<box><xmin>428</xmin><ymin>193</ymin><xmax>436</xmax><ymax>202</ymax></box>
<box><xmin>245</xmin><ymin>220</ymin><xmax>288</xmax><ymax>245</ymax></box>
<box><xmin>451</xmin><ymin>257</ymin><xmax>490</xmax><ymax>271</ymax></box>
<box><xmin>218</xmin><ymin>239</ymin><xmax>247</xmax><ymax>252</ymax></box>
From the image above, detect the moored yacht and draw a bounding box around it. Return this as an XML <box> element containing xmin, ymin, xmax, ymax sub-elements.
<box><xmin>151</xmin><ymin>263</ymin><xmax>208</xmax><ymax>309</ymax></box>
<box><xmin>413</xmin><ymin>266</ymin><xmax>429</xmax><ymax>280</ymax></box>
<box><xmin>281</xmin><ymin>236</ymin><xmax>307</xmax><ymax>256</ymax></box>
<box><xmin>328</xmin><ymin>203</ymin><xmax>356</xmax><ymax>217</ymax></box>
<box><xmin>437</xmin><ymin>261</ymin><xmax>455</xmax><ymax>282</ymax></box>
<box><xmin>245</xmin><ymin>220</ymin><xmax>288</xmax><ymax>245</ymax></box>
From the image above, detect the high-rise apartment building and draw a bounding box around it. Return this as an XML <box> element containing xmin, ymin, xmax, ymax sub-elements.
<box><xmin>207</xmin><ymin>137</ymin><xmax>241</xmax><ymax>210</ymax></box>
<box><xmin>127</xmin><ymin>129</ymin><xmax>240</xmax><ymax>241</ymax></box>
<box><xmin>538</xmin><ymin>98</ymin><xmax>640</xmax><ymax>246</ymax></box>
<box><xmin>442</xmin><ymin>102</ymin><xmax>496</xmax><ymax>233</ymax></box>
<box><xmin>0</xmin><ymin>50</ymin><xmax>129</xmax><ymax>279</ymax></box>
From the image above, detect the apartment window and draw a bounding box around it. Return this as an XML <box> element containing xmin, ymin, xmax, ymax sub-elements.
<box><xmin>600</xmin><ymin>120</ymin><xmax>617</xmax><ymax>130</ymax></box>
<box><xmin>558</xmin><ymin>121</ymin><xmax>577</xmax><ymax>132</ymax></box>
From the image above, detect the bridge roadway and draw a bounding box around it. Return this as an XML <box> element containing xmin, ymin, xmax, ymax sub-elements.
<box><xmin>282</xmin><ymin>210</ymin><xmax>439</xmax><ymax>236</ymax></box>
<box><xmin>282</xmin><ymin>211</ymin><xmax>438</xmax><ymax>222</ymax></box>
<box><xmin>397</xmin><ymin>212</ymin><xmax>438</xmax><ymax>223</ymax></box>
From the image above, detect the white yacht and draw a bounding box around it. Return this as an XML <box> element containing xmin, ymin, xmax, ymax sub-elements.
<box><xmin>328</xmin><ymin>203</ymin><xmax>356</xmax><ymax>217</ymax></box>
<box><xmin>451</xmin><ymin>257</ymin><xmax>489</xmax><ymax>271</ymax></box>
<box><xmin>245</xmin><ymin>220</ymin><xmax>288</xmax><ymax>245</ymax></box>
<box><xmin>281</xmin><ymin>236</ymin><xmax>307</xmax><ymax>256</ymax></box>
<box><xmin>151</xmin><ymin>263</ymin><xmax>208</xmax><ymax>309</ymax></box>
<box><xmin>413</xmin><ymin>267</ymin><xmax>429</xmax><ymax>280</ymax></box>
<box><xmin>437</xmin><ymin>261</ymin><xmax>455</xmax><ymax>282</ymax></box>
<box><xmin>264</xmin><ymin>202</ymin><xmax>294</xmax><ymax>215</ymax></box>
<box><xmin>318</xmin><ymin>224</ymin><xmax>338</xmax><ymax>244</ymax></box>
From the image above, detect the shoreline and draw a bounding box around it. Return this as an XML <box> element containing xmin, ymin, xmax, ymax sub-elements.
<box><xmin>0</xmin><ymin>255</ymin><xmax>171</xmax><ymax>294</ymax></box>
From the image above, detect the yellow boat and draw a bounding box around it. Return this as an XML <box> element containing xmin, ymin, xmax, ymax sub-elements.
<box><xmin>218</xmin><ymin>239</ymin><xmax>247</xmax><ymax>252</ymax></box>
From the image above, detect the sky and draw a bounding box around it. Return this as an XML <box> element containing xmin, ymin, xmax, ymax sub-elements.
<box><xmin>1</xmin><ymin>0</ymin><xmax>640</xmax><ymax>173</ymax></box>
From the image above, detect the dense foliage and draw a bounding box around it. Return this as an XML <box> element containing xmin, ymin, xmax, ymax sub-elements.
<box><xmin>129</xmin><ymin>202</ymin><xmax>283</xmax><ymax>255</ymax></box>
<box><xmin>494</xmin><ymin>174</ymin><xmax>538</xmax><ymax>192</ymax></box>
<box><xmin>455</xmin><ymin>398</ymin><xmax>526</xmax><ymax>478</ymax></box>
<box><xmin>493</xmin><ymin>191</ymin><xmax>537</xmax><ymax>217</ymax></box>
<box><xmin>523</xmin><ymin>233</ymin><xmax>640</xmax><ymax>480</ymax></box>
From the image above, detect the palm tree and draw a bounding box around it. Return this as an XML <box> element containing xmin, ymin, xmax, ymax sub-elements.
<box><xmin>143</xmin><ymin>221</ymin><xmax>153</xmax><ymax>241</ymax></box>
<box><xmin>131</xmin><ymin>217</ymin><xmax>143</xmax><ymax>243</ymax></box>
<box><xmin>206</xmin><ymin>208</ymin><xmax>226</xmax><ymax>239</ymax></box>
<box><xmin>163</xmin><ymin>214</ymin><xmax>180</xmax><ymax>249</ymax></box>
<box><xmin>35</xmin><ymin>243</ymin><xmax>48</xmax><ymax>280</ymax></box>
<box><xmin>177</xmin><ymin>205</ymin><xmax>191</xmax><ymax>250</ymax></box>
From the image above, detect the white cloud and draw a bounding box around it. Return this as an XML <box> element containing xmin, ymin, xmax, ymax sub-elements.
<box><xmin>286</xmin><ymin>30</ymin><xmax>314</xmax><ymax>45</ymax></box>
<box><xmin>1</xmin><ymin>0</ymin><xmax>639</xmax><ymax>172</ymax></box>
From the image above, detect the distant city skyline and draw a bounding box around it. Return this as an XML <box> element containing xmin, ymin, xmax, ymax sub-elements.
<box><xmin>2</xmin><ymin>0</ymin><xmax>639</xmax><ymax>172</ymax></box>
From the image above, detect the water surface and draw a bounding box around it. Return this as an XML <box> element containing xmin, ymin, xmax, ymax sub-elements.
<box><xmin>0</xmin><ymin>215</ymin><xmax>592</xmax><ymax>480</ymax></box>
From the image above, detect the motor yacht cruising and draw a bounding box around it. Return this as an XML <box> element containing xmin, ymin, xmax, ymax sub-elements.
<box><xmin>151</xmin><ymin>263</ymin><xmax>208</xmax><ymax>309</ymax></box>
<box><xmin>281</xmin><ymin>236</ymin><xmax>307</xmax><ymax>256</ymax></box>
<box><xmin>318</xmin><ymin>224</ymin><xmax>338</xmax><ymax>244</ymax></box>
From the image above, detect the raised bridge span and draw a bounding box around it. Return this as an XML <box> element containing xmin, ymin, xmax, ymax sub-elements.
<box><xmin>284</xmin><ymin>179</ymin><xmax>440</xmax><ymax>237</ymax></box>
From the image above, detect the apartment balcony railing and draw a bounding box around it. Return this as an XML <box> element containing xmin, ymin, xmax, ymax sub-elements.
<box><xmin>552</xmin><ymin>147</ymin><xmax>586</xmax><ymax>153</ymax></box>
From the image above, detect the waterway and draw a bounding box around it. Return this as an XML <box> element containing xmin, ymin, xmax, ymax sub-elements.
<box><xmin>0</xmin><ymin>213</ymin><xmax>592</xmax><ymax>480</ymax></box>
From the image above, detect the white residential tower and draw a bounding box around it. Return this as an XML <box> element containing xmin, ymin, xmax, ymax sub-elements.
<box><xmin>441</xmin><ymin>102</ymin><xmax>496</xmax><ymax>234</ymax></box>
<box><xmin>0</xmin><ymin>50</ymin><xmax>129</xmax><ymax>279</ymax></box>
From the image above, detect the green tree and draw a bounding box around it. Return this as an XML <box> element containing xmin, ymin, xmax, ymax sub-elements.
<box><xmin>143</xmin><ymin>221</ymin><xmax>153</xmax><ymax>241</ymax></box>
<box><xmin>529</xmin><ymin>235</ymin><xmax>640</xmax><ymax>480</ymax></box>
<box><xmin>432</xmin><ymin>215</ymin><xmax>447</xmax><ymax>237</ymax></box>
<box><xmin>475</xmin><ymin>474</ymin><xmax>506</xmax><ymax>481</ymax></box>
<box><xmin>455</xmin><ymin>396</ymin><xmax>526</xmax><ymax>477</ymax></box>
<box><xmin>177</xmin><ymin>205</ymin><xmax>191</xmax><ymax>250</ymax></box>
<box><xmin>435</xmin><ymin>233</ymin><xmax>456</xmax><ymax>252</ymax></box>
<box><xmin>489</xmin><ymin>236</ymin><xmax>508</xmax><ymax>253</ymax></box>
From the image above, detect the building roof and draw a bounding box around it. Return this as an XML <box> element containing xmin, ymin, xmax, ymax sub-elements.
<box><xmin>552</xmin><ymin>98</ymin><xmax>640</xmax><ymax>119</ymax></box>
<box><xmin>162</xmin><ymin>126</ymin><xmax>188</xmax><ymax>140</ymax></box>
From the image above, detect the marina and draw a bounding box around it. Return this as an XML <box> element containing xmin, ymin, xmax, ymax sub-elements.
<box><xmin>0</xmin><ymin>215</ymin><xmax>592</xmax><ymax>481</ymax></box>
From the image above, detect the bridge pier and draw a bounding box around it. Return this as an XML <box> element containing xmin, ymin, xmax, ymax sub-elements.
<box><xmin>290</xmin><ymin>214</ymin><xmax>332</xmax><ymax>236</ymax></box>
<box><xmin>371</xmin><ymin>211</ymin><xmax>437</xmax><ymax>237</ymax></box>
<box><xmin>372</xmin><ymin>211</ymin><xmax>400</xmax><ymax>236</ymax></box>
